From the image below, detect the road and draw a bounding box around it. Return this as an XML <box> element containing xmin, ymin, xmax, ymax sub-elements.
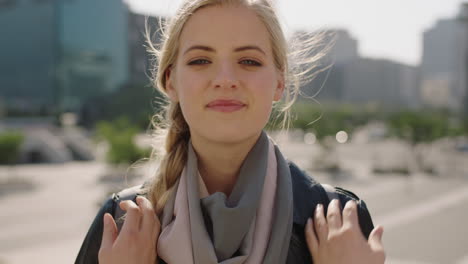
<box><xmin>0</xmin><ymin>154</ymin><xmax>467</xmax><ymax>263</ymax></box>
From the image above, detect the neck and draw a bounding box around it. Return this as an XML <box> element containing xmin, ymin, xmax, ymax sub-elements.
<box><xmin>190</xmin><ymin>131</ymin><xmax>262</xmax><ymax>197</ymax></box>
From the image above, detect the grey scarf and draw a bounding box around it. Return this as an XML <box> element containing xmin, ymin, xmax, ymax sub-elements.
<box><xmin>160</xmin><ymin>131</ymin><xmax>293</xmax><ymax>264</ymax></box>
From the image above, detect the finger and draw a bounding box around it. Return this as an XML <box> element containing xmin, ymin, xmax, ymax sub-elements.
<box><xmin>136</xmin><ymin>196</ymin><xmax>158</xmax><ymax>233</ymax></box>
<box><xmin>342</xmin><ymin>200</ymin><xmax>359</xmax><ymax>231</ymax></box>
<box><xmin>101</xmin><ymin>213</ymin><xmax>118</xmax><ymax>250</ymax></box>
<box><xmin>368</xmin><ymin>225</ymin><xmax>385</xmax><ymax>252</ymax></box>
<box><xmin>305</xmin><ymin>217</ymin><xmax>319</xmax><ymax>257</ymax></box>
<box><xmin>120</xmin><ymin>200</ymin><xmax>142</xmax><ymax>236</ymax></box>
<box><xmin>327</xmin><ymin>199</ymin><xmax>342</xmax><ymax>231</ymax></box>
<box><xmin>314</xmin><ymin>203</ymin><xmax>328</xmax><ymax>243</ymax></box>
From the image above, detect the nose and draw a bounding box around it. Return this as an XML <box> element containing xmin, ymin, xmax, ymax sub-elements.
<box><xmin>212</xmin><ymin>62</ymin><xmax>239</xmax><ymax>89</ymax></box>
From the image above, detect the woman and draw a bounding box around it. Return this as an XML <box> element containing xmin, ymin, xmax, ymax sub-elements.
<box><xmin>75</xmin><ymin>0</ymin><xmax>385</xmax><ymax>263</ymax></box>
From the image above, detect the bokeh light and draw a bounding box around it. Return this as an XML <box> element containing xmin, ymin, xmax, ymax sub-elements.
<box><xmin>336</xmin><ymin>130</ymin><xmax>348</xmax><ymax>143</ymax></box>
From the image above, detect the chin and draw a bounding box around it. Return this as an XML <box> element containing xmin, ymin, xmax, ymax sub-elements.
<box><xmin>196</xmin><ymin>124</ymin><xmax>263</xmax><ymax>145</ymax></box>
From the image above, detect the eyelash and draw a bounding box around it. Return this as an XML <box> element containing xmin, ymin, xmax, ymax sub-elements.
<box><xmin>187</xmin><ymin>59</ymin><xmax>262</xmax><ymax>66</ymax></box>
<box><xmin>188</xmin><ymin>59</ymin><xmax>210</xmax><ymax>65</ymax></box>
<box><xmin>241</xmin><ymin>59</ymin><xmax>262</xmax><ymax>66</ymax></box>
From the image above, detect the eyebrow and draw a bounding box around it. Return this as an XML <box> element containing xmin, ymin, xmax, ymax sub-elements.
<box><xmin>183</xmin><ymin>45</ymin><xmax>266</xmax><ymax>55</ymax></box>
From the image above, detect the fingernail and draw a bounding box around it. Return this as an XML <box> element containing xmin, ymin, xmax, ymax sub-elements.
<box><xmin>315</xmin><ymin>204</ymin><xmax>322</xmax><ymax>217</ymax></box>
<box><xmin>346</xmin><ymin>199</ymin><xmax>354</xmax><ymax>206</ymax></box>
<box><xmin>377</xmin><ymin>226</ymin><xmax>384</xmax><ymax>238</ymax></box>
<box><xmin>332</xmin><ymin>199</ymin><xmax>341</xmax><ymax>209</ymax></box>
<box><xmin>103</xmin><ymin>213</ymin><xmax>109</xmax><ymax>225</ymax></box>
<box><xmin>379</xmin><ymin>225</ymin><xmax>384</xmax><ymax>233</ymax></box>
<box><xmin>307</xmin><ymin>217</ymin><xmax>312</xmax><ymax>227</ymax></box>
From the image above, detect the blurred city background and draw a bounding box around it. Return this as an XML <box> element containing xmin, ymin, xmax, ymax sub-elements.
<box><xmin>1</xmin><ymin>0</ymin><xmax>468</xmax><ymax>263</ymax></box>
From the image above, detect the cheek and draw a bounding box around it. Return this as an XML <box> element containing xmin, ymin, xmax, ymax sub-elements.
<box><xmin>173</xmin><ymin>69</ymin><xmax>208</xmax><ymax>129</ymax></box>
<box><xmin>175</xmin><ymin>70</ymin><xmax>205</xmax><ymax>102</ymax></box>
<box><xmin>248</xmin><ymin>72</ymin><xmax>277</xmax><ymax>103</ymax></box>
<box><xmin>247</xmin><ymin>75</ymin><xmax>277</xmax><ymax>124</ymax></box>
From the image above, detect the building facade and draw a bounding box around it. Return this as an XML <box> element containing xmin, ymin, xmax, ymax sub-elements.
<box><xmin>298</xmin><ymin>29</ymin><xmax>359</xmax><ymax>101</ymax></box>
<box><xmin>0</xmin><ymin>0</ymin><xmax>56</xmax><ymax>112</ymax></box>
<box><xmin>300</xmin><ymin>29</ymin><xmax>420</xmax><ymax>108</ymax></box>
<box><xmin>457</xmin><ymin>3</ymin><xmax>468</xmax><ymax>115</ymax></box>
<box><xmin>342</xmin><ymin>58</ymin><xmax>420</xmax><ymax>108</ymax></box>
<box><xmin>128</xmin><ymin>12</ymin><xmax>164</xmax><ymax>85</ymax></box>
<box><xmin>420</xmin><ymin>17</ymin><xmax>467</xmax><ymax>111</ymax></box>
<box><xmin>0</xmin><ymin>0</ymin><xmax>129</xmax><ymax>113</ymax></box>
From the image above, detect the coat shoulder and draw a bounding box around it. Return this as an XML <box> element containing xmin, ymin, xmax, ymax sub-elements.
<box><xmin>75</xmin><ymin>183</ymin><xmax>150</xmax><ymax>264</ymax></box>
<box><xmin>287</xmin><ymin>161</ymin><xmax>375</xmax><ymax>236</ymax></box>
<box><xmin>285</xmin><ymin>161</ymin><xmax>376</xmax><ymax>264</ymax></box>
<box><xmin>75</xmin><ymin>196</ymin><xmax>116</xmax><ymax>264</ymax></box>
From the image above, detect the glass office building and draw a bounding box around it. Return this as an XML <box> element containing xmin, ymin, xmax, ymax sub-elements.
<box><xmin>0</xmin><ymin>0</ymin><xmax>129</xmax><ymax>113</ymax></box>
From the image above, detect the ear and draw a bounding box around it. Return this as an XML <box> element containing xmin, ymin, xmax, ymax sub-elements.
<box><xmin>165</xmin><ymin>66</ymin><xmax>179</xmax><ymax>102</ymax></box>
<box><xmin>273</xmin><ymin>71</ymin><xmax>285</xmax><ymax>102</ymax></box>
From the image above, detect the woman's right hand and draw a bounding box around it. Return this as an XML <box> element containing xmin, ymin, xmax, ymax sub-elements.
<box><xmin>305</xmin><ymin>199</ymin><xmax>385</xmax><ymax>264</ymax></box>
<box><xmin>98</xmin><ymin>196</ymin><xmax>161</xmax><ymax>264</ymax></box>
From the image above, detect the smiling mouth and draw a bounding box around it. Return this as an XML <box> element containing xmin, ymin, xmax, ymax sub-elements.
<box><xmin>206</xmin><ymin>100</ymin><xmax>246</xmax><ymax>113</ymax></box>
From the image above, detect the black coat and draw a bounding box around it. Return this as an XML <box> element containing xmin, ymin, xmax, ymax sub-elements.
<box><xmin>75</xmin><ymin>162</ymin><xmax>374</xmax><ymax>264</ymax></box>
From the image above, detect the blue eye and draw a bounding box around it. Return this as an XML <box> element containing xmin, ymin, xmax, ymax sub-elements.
<box><xmin>188</xmin><ymin>59</ymin><xmax>210</xmax><ymax>65</ymax></box>
<box><xmin>240</xmin><ymin>59</ymin><xmax>262</xmax><ymax>66</ymax></box>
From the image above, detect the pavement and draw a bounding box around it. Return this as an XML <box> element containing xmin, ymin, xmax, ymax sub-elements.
<box><xmin>328</xmin><ymin>174</ymin><xmax>468</xmax><ymax>264</ymax></box>
<box><xmin>0</xmin><ymin>142</ymin><xmax>467</xmax><ymax>264</ymax></box>
<box><xmin>0</xmin><ymin>161</ymin><xmax>146</xmax><ymax>264</ymax></box>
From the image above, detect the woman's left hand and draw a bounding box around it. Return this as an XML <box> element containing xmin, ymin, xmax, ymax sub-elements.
<box><xmin>305</xmin><ymin>199</ymin><xmax>385</xmax><ymax>264</ymax></box>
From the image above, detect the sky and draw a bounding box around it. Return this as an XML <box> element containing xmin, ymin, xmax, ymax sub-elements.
<box><xmin>125</xmin><ymin>0</ymin><xmax>468</xmax><ymax>66</ymax></box>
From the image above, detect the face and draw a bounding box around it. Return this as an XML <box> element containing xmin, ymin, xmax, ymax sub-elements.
<box><xmin>166</xmin><ymin>4</ymin><xmax>284</xmax><ymax>144</ymax></box>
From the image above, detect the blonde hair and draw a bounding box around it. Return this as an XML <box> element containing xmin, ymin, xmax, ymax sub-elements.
<box><xmin>142</xmin><ymin>0</ymin><xmax>331</xmax><ymax>215</ymax></box>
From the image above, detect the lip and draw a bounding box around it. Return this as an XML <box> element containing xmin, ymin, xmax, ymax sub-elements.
<box><xmin>206</xmin><ymin>99</ymin><xmax>246</xmax><ymax>113</ymax></box>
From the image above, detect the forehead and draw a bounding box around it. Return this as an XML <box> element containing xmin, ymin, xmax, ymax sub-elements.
<box><xmin>178</xmin><ymin>5</ymin><xmax>272</xmax><ymax>53</ymax></box>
